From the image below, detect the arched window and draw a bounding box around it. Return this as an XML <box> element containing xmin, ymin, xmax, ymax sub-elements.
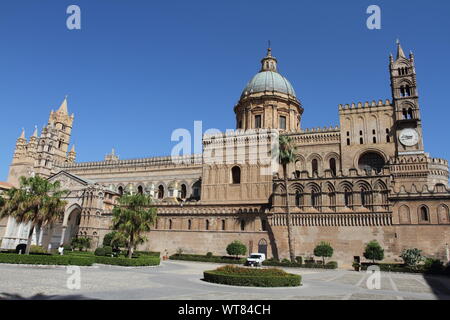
<box><xmin>358</xmin><ymin>152</ymin><xmax>385</xmax><ymax>173</ymax></box>
<box><xmin>386</xmin><ymin>128</ymin><xmax>391</xmax><ymax>143</ymax></box>
<box><xmin>205</xmin><ymin>220</ymin><xmax>210</xmax><ymax>230</ymax></box>
<box><xmin>400</xmin><ymin>86</ymin><xmax>406</xmax><ymax>97</ymax></box>
<box><xmin>118</xmin><ymin>186</ymin><xmax>123</xmax><ymax>196</ymax></box>
<box><xmin>294</xmin><ymin>170</ymin><xmax>301</xmax><ymax>178</ymax></box>
<box><xmin>329</xmin><ymin>158</ymin><xmax>337</xmax><ymax>176</ymax></box>
<box><xmin>221</xmin><ymin>219</ymin><xmax>226</xmax><ymax>231</ymax></box>
<box><xmin>240</xmin><ymin>220</ymin><xmax>245</xmax><ymax>231</ymax></box>
<box><xmin>137</xmin><ymin>185</ymin><xmax>143</xmax><ymax>194</ymax></box>
<box><xmin>279</xmin><ymin>116</ymin><xmax>286</xmax><ymax>130</ymax></box>
<box><xmin>188</xmin><ymin>219</ymin><xmax>192</xmax><ymax>230</ymax></box>
<box><xmin>420</xmin><ymin>206</ymin><xmax>429</xmax><ymax>222</ymax></box>
<box><xmin>311</xmin><ymin>191</ymin><xmax>320</xmax><ymax>209</ymax></box>
<box><xmin>344</xmin><ymin>189</ymin><xmax>352</xmax><ymax>208</ymax></box>
<box><xmin>405</xmin><ymin>85</ymin><xmax>411</xmax><ymax>97</ymax></box>
<box><xmin>360</xmin><ymin>188</ymin><xmax>368</xmax><ymax>208</ymax></box>
<box><xmin>407</xmin><ymin>108</ymin><xmax>414</xmax><ymax>119</ymax></box>
<box><xmin>158</xmin><ymin>185</ymin><xmax>164</xmax><ymax>199</ymax></box>
<box><xmin>295</xmin><ymin>192</ymin><xmax>302</xmax><ymax>207</ymax></box>
<box><xmin>312</xmin><ymin>159</ymin><xmax>318</xmax><ymax>176</ymax></box>
<box><xmin>232</xmin><ymin>166</ymin><xmax>241</xmax><ymax>184</ymax></box>
<box><xmin>180</xmin><ymin>184</ymin><xmax>187</xmax><ymax>199</ymax></box>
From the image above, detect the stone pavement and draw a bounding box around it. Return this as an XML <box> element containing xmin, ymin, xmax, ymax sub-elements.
<box><xmin>0</xmin><ymin>260</ymin><xmax>449</xmax><ymax>300</ymax></box>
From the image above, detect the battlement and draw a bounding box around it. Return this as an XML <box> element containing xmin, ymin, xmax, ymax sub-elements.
<box><xmin>56</xmin><ymin>153</ymin><xmax>203</xmax><ymax>169</ymax></box>
<box><xmin>339</xmin><ymin>99</ymin><xmax>392</xmax><ymax>113</ymax></box>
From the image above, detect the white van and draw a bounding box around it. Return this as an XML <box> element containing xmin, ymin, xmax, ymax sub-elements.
<box><xmin>245</xmin><ymin>253</ymin><xmax>266</xmax><ymax>267</ymax></box>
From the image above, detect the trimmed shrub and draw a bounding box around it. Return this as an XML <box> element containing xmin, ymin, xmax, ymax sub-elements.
<box><xmin>226</xmin><ymin>240</ymin><xmax>247</xmax><ymax>258</ymax></box>
<box><xmin>363</xmin><ymin>240</ymin><xmax>384</xmax><ymax>263</ymax></box>
<box><xmin>295</xmin><ymin>256</ymin><xmax>303</xmax><ymax>265</ymax></box>
<box><xmin>103</xmin><ymin>246</ymin><xmax>113</xmax><ymax>256</ymax></box>
<box><xmin>314</xmin><ymin>242</ymin><xmax>334</xmax><ymax>265</ymax></box>
<box><xmin>325</xmin><ymin>261</ymin><xmax>338</xmax><ymax>269</ymax></box>
<box><xmin>94</xmin><ymin>255</ymin><xmax>160</xmax><ymax>266</ymax></box>
<box><xmin>0</xmin><ymin>253</ymin><xmax>94</xmax><ymax>266</ymax></box>
<box><xmin>94</xmin><ymin>247</ymin><xmax>106</xmax><ymax>256</ymax></box>
<box><xmin>30</xmin><ymin>245</ymin><xmax>47</xmax><ymax>254</ymax></box>
<box><xmin>206</xmin><ymin>252</ymin><xmax>213</xmax><ymax>258</ymax></box>
<box><xmin>134</xmin><ymin>251</ymin><xmax>160</xmax><ymax>257</ymax></box>
<box><xmin>203</xmin><ymin>265</ymin><xmax>301</xmax><ymax>287</ymax></box>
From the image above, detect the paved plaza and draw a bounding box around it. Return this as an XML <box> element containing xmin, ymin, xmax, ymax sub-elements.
<box><xmin>0</xmin><ymin>260</ymin><xmax>449</xmax><ymax>300</ymax></box>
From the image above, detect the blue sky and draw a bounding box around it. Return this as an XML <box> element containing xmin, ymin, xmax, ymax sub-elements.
<box><xmin>0</xmin><ymin>0</ymin><xmax>449</xmax><ymax>180</ymax></box>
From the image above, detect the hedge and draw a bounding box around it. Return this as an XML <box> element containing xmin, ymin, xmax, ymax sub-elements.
<box><xmin>361</xmin><ymin>262</ymin><xmax>450</xmax><ymax>276</ymax></box>
<box><xmin>203</xmin><ymin>265</ymin><xmax>301</xmax><ymax>287</ymax></box>
<box><xmin>169</xmin><ymin>254</ymin><xmax>245</xmax><ymax>264</ymax></box>
<box><xmin>0</xmin><ymin>253</ymin><xmax>94</xmax><ymax>266</ymax></box>
<box><xmin>94</xmin><ymin>255</ymin><xmax>160</xmax><ymax>266</ymax></box>
<box><xmin>262</xmin><ymin>260</ymin><xmax>338</xmax><ymax>269</ymax></box>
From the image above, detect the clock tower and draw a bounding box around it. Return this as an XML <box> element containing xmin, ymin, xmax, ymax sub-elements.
<box><xmin>390</xmin><ymin>40</ymin><xmax>425</xmax><ymax>155</ymax></box>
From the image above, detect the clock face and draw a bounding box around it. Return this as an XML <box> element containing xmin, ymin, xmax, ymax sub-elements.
<box><xmin>399</xmin><ymin>128</ymin><xmax>419</xmax><ymax>146</ymax></box>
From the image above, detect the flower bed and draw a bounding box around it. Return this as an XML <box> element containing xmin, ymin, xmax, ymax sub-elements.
<box><xmin>170</xmin><ymin>254</ymin><xmax>245</xmax><ymax>264</ymax></box>
<box><xmin>203</xmin><ymin>265</ymin><xmax>301</xmax><ymax>287</ymax></box>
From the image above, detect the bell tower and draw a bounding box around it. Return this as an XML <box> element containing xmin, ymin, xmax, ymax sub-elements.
<box><xmin>390</xmin><ymin>40</ymin><xmax>424</xmax><ymax>155</ymax></box>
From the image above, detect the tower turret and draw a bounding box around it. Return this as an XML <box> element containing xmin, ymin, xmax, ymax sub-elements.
<box><xmin>390</xmin><ymin>40</ymin><xmax>424</xmax><ymax>155</ymax></box>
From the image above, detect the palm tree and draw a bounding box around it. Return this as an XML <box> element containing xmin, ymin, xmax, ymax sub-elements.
<box><xmin>111</xmin><ymin>193</ymin><xmax>157</xmax><ymax>258</ymax></box>
<box><xmin>279</xmin><ymin>135</ymin><xmax>297</xmax><ymax>262</ymax></box>
<box><xmin>0</xmin><ymin>176</ymin><xmax>68</xmax><ymax>255</ymax></box>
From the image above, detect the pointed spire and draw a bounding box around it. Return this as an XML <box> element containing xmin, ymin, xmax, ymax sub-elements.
<box><xmin>57</xmin><ymin>95</ymin><xmax>68</xmax><ymax>114</ymax></box>
<box><xmin>396</xmin><ymin>39</ymin><xmax>406</xmax><ymax>59</ymax></box>
<box><xmin>19</xmin><ymin>128</ymin><xmax>25</xmax><ymax>140</ymax></box>
<box><xmin>69</xmin><ymin>144</ymin><xmax>76</xmax><ymax>153</ymax></box>
<box><xmin>32</xmin><ymin>125</ymin><xmax>38</xmax><ymax>138</ymax></box>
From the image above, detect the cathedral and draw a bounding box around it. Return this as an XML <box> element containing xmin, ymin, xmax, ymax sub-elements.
<box><xmin>1</xmin><ymin>42</ymin><xmax>449</xmax><ymax>266</ymax></box>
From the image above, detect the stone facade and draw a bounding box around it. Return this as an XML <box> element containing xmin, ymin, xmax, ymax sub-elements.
<box><xmin>2</xmin><ymin>43</ymin><xmax>450</xmax><ymax>267</ymax></box>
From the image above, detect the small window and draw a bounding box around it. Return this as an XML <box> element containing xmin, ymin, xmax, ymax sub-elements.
<box><xmin>347</xmin><ymin>138</ymin><xmax>350</xmax><ymax>146</ymax></box>
<box><xmin>188</xmin><ymin>219</ymin><xmax>192</xmax><ymax>230</ymax></box>
<box><xmin>329</xmin><ymin>158</ymin><xmax>337</xmax><ymax>176</ymax></box>
<box><xmin>118</xmin><ymin>186</ymin><xmax>123</xmax><ymax>196</ymax></box>
<box><xmin>221</xmin><ymin>219</ymin><xmax>226</xmax><ymax>231</ymax></box>
<box><xmin>180</xmin><ymin>184</ymin><xmax>187</xmax><ymax>199</ymax></box>
<box><xmin>137</xmin><ymin>186</ymin><xmax>143</xmax><ymax>194</ymax></box>
<box><xmin>169</xmin><ymin>219</ymin><xmax>173</xmax><ymax>230</ymax></box>
<box><xmin>206</xmin><ymin>220</ymin><xmax>210</xmax><ymax>230</ymax></box>
<box><xmin>312</xmin><ymin>159</ymin><xmax>318</xmax><ymax>176</ymax></box>
<box><xmin>255</xmin><ymin>115</ymin><xmax>262</xmax><ymax>129</ymax></box>
<box><xmin>295</xmin><ymin>192</ymin><xmax>302</xmax><ymax>207</ymax></box>
<box><xmin>420</xmin><ymin>206</ymin><xmax>429</xmax><ymax>222</ymax></box>
<box><xmin>279</xmin><ymin>116</ymin><xmax>286</xmax><ymax>130</ymax></box>
<box><xmin>231</xmin><ymin>166</ymin><xmax>241</xmax><ymax>184</ymax></box>
<box><xmin>158</xmin><ymin>185</ymin><xmax>164</xmax><ymax>199</ymax></box>
<box><xmin>360</xmin><ymin>138</ymin><xmax>364</xmax><ymax>144</ymax></box>
<box><xmin>373</xmin><ymin>137</ymin><xmax>377</xmax><ymax>144</ymax></box>
<box><xmin>240</xmin><ymin>220</ymin><xmax>245</xmax><ymax>231</ymax></box>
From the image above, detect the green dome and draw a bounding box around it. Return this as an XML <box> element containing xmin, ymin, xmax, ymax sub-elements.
<box><xmin>241</xmin><ymin>71</ymin><xmax>296</xmax><ymax>98</ymax></box>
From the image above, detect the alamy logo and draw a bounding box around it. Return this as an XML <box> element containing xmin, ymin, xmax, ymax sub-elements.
<box><xmin>170</xmin><ymin>121</ymin><xmax>279</xmax><ymax>176</ymax></box>
<box><xmin>366</xmin><ymin>265</ymin><xmax>381</xmax><ymax>290</ymax></box>
<box><xmin>66</xmin><ymin>266</ymin><xmax>81</xmax><ymax>290</ymax></box>
<box><xmin>66</xmin><ymin>5</ymin><xmax>81</xmax><ymax>30</ymax></box>
<box><xmin>366</xmin><ymin>5</ymin><xmax>381</xmax><ymax>30</ymax></box>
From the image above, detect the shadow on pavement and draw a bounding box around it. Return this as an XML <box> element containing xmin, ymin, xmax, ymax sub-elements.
<box><xmin>423</xmin><ymin>275</ymin><xmax>450</xmax><ymax>300</ymax></box>
<box><xmin>0</xmin><ymin>292</ymin><xmax>98</xmax><ymax>300</ymax></box>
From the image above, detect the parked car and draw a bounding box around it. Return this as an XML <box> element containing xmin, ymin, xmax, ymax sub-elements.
<box><xmin>245</xmin><ymin>253</ymin><xmax>266</xmax><ymax>267</ymax></box>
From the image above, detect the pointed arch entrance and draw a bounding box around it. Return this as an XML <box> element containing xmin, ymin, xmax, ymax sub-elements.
<box><xmin>258</xmin><ymin>238</ymin><xmax>268</xmax><ymax>256</ymax></box>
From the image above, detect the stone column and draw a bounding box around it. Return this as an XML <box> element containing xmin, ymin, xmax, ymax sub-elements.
<box><xmin>60</xmin><ymin>226</ymin><xmax>67</xmax><ymax>245</ymax></box>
